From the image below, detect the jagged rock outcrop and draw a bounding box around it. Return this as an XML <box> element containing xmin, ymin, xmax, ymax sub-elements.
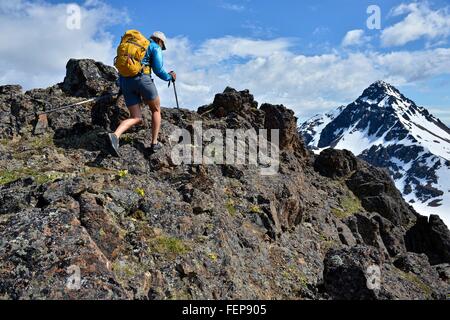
<box><xmin>314</xmin><ymin>149</ymin><xmax>358</xmax><ymax>179</ymax></box>
<box><xmin>315</xmin><ymin>149</ymin><xmax>416</xmax><ymax>226</ymax></box>
<box><xmin>62</xmin><ymin>59</ymin><xmax>118</xmax><ymax>98</ymax></box>
<box><xmin>324</xmin><ymin>247</ymin><xmax>447</xmax><ymax>300</ymax></box>
<box><xmin>260</xmin><ymin>103</ymin><xmax>306</xmax><ymax>155</ymax></box>
<box><xmin>0</xmin><ymin>59</ymin><xmax>449</xmax><ymax>300</ymax></box>
<box><xmin>405</xmin><ymin>215</ymin><xmax>450</xmax><ymax>265</ymax></box>
<box><xmin>198</xmin><ymin>87</ymin><xmax>260</xmax><ymax>121</ymax></box>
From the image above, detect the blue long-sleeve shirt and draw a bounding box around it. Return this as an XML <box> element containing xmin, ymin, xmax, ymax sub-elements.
<box><xmin>141</xmin><ymin>39</ymin><xmax>173</xmax><ymax>81</ymax></box>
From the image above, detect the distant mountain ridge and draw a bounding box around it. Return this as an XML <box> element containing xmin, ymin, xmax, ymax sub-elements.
<box><xmin>299</xmin><ymin>81</ymin><xmax>450</xmax><ymax>226</ymax></box>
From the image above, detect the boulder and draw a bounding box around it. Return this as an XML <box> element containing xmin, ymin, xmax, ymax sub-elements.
<box><xmin>346</xmin><ymin>164</ymin><xmax>417</xmax><ymax>226</ymax></box>
<box><xmin>405</xmin><ymin>215</ymin><xmax>450</xmax><ymax>265</ymax></box>
<box><xmin>345</xmin><ymin>214</ymin><xmax>388</xmax><ymax>256</ymax></box>
<box><xmin>323</xmin><ymin>246</ymin><xmax>383</xmax><ymax>300</ymax></box>
<box><xmin>61</xmin><ymin>59</ymin><xmax>118</xmax><ymax>97</ymax></box>
<box><xmin>198</xmin><ymin>87</ymin><xmax>258</xmax><ymax>118</ymax></box>
<box><xmin>314</xmin><ymin>149</ymin><xmax>358</xmax><ymax>178</ymax></box>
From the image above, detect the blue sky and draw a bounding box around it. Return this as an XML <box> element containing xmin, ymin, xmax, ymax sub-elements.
<box><xmin>1</xmin><ymin>0</ymin><xmax>450</xmax><ymax>124</ymax></box>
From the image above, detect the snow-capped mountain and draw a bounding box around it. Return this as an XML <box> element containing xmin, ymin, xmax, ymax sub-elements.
<box><xmin>299</xmin><ymin>80</ymin><xmax>450</xmax><ymax>226</ymax></box>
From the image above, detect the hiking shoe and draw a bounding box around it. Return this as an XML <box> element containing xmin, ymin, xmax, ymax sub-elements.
<box><xmin>108</xmin><ymin>133</ymin><xmax>120</xmax><ymax>157</ymax></box>
<box><xmin>150</xmin><ymin>142</ymin><xmax>163</xmax><ymax>152</ymax></box>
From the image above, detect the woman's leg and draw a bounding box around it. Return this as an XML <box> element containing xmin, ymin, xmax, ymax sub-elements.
<box><xmin>145</xmin><ymin>96</ymin><xmax>161</xmax><ymax>145</ymax></box>
<box><xmin>114</xmin><ymin>104</ymin><xmax>143</xmax><ymax>138</ymax></box>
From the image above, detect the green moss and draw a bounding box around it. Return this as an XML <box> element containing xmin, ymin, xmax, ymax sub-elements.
<box><xmin>226</xmin><ymin>199</ymin><xmax>237</xmax><ymax>216</ymax></box>
<box><xmin>331</xmin><ymin>208</ymin><xmax>349</xmax><ymax>219</ymax></box>
<box><xmin>396</xmin><ymin>269</ymin><xmax>432</xmax><ymax>298</ymax></box>
<box><xmin>341</xmin><ymin>195</ymin><xmax>362</xmax><ymax>213</ymax></box>
<box><xmin>297</xmin><ymin>274</ymin><xmax>308</xmax><ymax>289</ymax></box>
<box><xmin>0</xmin><ymin>168</ymin><xmax>62</xmax><ymax>185</ymax></box>
<box><xmin>111</xmin><ymin>259</ymin><xmax>141</xmax><ymax>284</ymax></box>
<box><xmin>319</xmin><ymin>234</ymin><xmax>337</xmax><ymax>253</ymax></box>
<box><xmin>169</xmin><ymin>289</ymin><xmax>192</xmax><ymax>300</ymax></box>
<box><xmin>11</xmin><ymin>152</ymin><xmax>32</xmax><ymax>161</ymax></box>
<box><xmin>148</xmin><ymin>236</ymin><xmax>190</xmax><ymax>256</ymax></box>
<box><xmin>99</xmin><ymin>228</ymin><xmax>106</xmax><ymax>238</ymax></box>
<box><xmin>4</xmin><ymin>134</ymin><xmax>55</xmax><ymax>154</ymax></box>
<box><xmin>29</xmin><ymin>134</ymin><xmax>54</xmax><ymax>150</ymax></box>
<box><xmin>0</xmin><ymin>170</ymin><xmax>21</xmax><ymax>185</ymax></box>
<box><xmin>111</xmin><ymin>256</ymin><xmax>157</xmax><ymax>292</ymax></box>
<box><xmin>35</xmin><ymin>172</ymin><xmax>62</xmax><ymax>185</ymax></box>
<box><xmin>248</xmin><ymin>204</ymin><xmax>262</xmax><ymax>214</ymax></box>
<box><xmin>332</xmin><ymin>193</ymin><xmax>362</xmax><ymax>219</ymax></box>
<box><xmin>121</xmin><ymin>135</ymin><xmax>133</xmax><ymax>144</ymax></box>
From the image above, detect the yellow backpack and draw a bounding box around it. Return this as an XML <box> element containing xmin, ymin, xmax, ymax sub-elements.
<box><xmin>114</xmin><ymin>30</ymin><xmax>151</xmax><ymax>77</ymax></box>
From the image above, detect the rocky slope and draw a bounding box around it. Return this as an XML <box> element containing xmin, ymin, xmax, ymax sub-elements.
<box><xmin>300</xmin><ymin>81</ymin><xmax>450</xmax><ymax>227</ymax></box>
<box><xmin>0</xmin><ymin>60</ymin><xmax>449</xmax><ymax>300</ymax></box>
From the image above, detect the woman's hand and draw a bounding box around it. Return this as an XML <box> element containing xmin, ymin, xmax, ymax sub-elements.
<box><xmin>169</xmin><ymin>71</ymin><xmax>177</xmax><ymax>82</ymax></box>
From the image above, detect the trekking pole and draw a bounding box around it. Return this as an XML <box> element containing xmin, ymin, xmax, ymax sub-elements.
<box><xmin>26</xmin><ymin>92</ymin><xmax>120</xmax><ymax>118</ymax></box>
<box><xmin>170</xmin><ymin>80</ymin><xmax>180</xmax><ymax>109</ymax></box>
<box><xmin>27</xmin><ymin>91</ymin><xmax>121</xmax><ymax>135</ymax></box>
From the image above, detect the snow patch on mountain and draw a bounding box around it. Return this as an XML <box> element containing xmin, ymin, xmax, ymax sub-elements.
<box><xmin>333</xmin><ymin>122</ymin><xmax>375</xmax><ymax>155</ymax></box>
<box><xmin>394</xmin><ymin>102</ymin><xmax>450</xmax><ymax>160</ymax></box>
<box><xmin>300</xmin><ymin>106</ymin><xmax>344</xmax><ymax>148</ymax></box>
<box><xmin>299</xmin><ymin>80</ymin><xmax>450</xmax><ymax>226</ymax></box>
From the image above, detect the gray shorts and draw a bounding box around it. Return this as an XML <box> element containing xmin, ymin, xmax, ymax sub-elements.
<box><xmin>119</xmin><ymin>74</ymin><xmax>158</xmax><ymax>107</ymax></box>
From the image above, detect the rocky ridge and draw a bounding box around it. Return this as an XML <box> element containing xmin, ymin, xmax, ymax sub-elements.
<box><xmin>0</xmin><ymin>60</ymin><xmax>449</xmax><ymax>300</ymax></box>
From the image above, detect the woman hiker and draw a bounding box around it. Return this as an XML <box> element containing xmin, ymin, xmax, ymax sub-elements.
<box><xmin>109</xmin><ymin>31</ymin><xmax>176</xmax><ymax>156</ymax></box>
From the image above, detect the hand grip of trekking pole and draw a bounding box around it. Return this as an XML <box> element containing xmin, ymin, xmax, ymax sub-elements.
<box><xmin>169</xmin><ymin>71</ymin><xmax>176</xmax><ymax>83</ymax></box>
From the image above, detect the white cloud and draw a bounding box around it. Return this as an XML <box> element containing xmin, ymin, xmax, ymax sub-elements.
<box><xmin>381</xmin><ymin>2</ymin><xmax>450</xmax><ymax>47</ymax></box>
<box><xmin>196</xmin><ymin>36</ymin><xmax>293</xmax><ymax>64</ymax></box>
<box><xmin>342</xmin><ymin>29</ymin><xmax>370</xmax><ymax>47</ymax></box>
<box><xmin>372</xmin><ymin>48</ymin><xmax>450</xmax><ymax>82</ymax></box>
<box><xmin>0</xmin><ymin>0</ymin><xmax>128</xmax><ymax>89</ymax></box>
<box><xmin>220</xmin><ymin>3</ymin><xmax>245</xmax><ymax>12</ymax></box>
<box><xmin>156</xmin><ymin>36</ymin><xmax>450</xmax><ymax>124</ymax></box>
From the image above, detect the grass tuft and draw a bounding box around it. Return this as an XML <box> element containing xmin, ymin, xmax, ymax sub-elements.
<box><xmin>332</xmin><ymin>193</ymin><xmax>362</xmax><ymax>219</ymax></box>
<box><xmin>226</xmin><ymin>199</ymin><xmax>237</xmax><ymax>216</ymax></box>
<box><xmin>148</xmin><ymin>236</ymin><xmax>190</xmax><ymax>256</ymax></box>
